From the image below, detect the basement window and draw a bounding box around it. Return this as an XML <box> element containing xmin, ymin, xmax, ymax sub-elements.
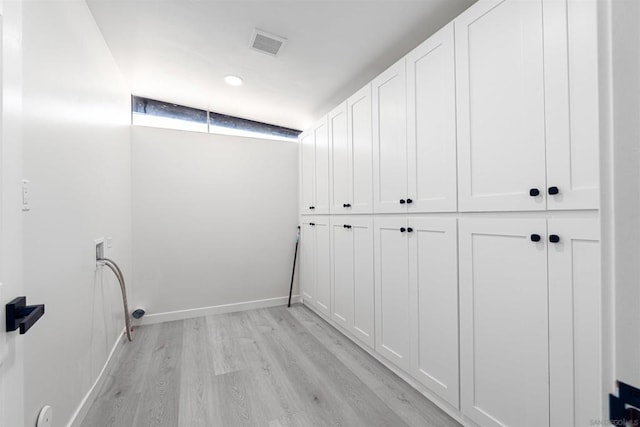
<box><xmin>131</xmin><ymin>96</ymin><xmax>301</xmax><ymax>142</ymax></box>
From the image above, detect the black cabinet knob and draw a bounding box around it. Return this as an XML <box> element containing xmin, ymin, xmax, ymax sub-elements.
<box><xmin>530</xmin><ymin>234</ymin><xmax>541</xmax><ymax>242</ymax></box>
<box><xmin>343</xmin><ymin>224</ymin><xmax>352</xmax><ymax>229</ymax></box>
<box><xmin>309</xmin><ymin>223</ymin><xmax>315</xmax><ymax>226</ymax></box>
<box><xmin>400</xmin><ymin>227</ymin><xmax>406</xmax><ymax>233</ymax></box>
<box><xmin>407</xmin><ymin>198</ymin><xmax>413</xmax><ymax>204</ymax></box>
<box><xmin>309</xmin><ymin>206</ymin><xmax>315</xmax><ymax>210</ymax></box>
<box><xmin>549</xmin><ymin>234</ymin><xmax>560</xmax><ymax>243</ymax></box>
<box><xmin>343</xmin><ymin>203</ymin><xmax>352</xmax><ymax>208</ymax></box>
<box><xmin>548</xmin><ymin>186</ymin><xmax>560</xmax><ymax>195</ymax></box>
<box><xmin>407</xmin><ymin>227</ymin><xmax>414</xmax><ymax>233</ymax></box>
<box><xmin>399</xmin><ymin>199</ymin><xmax>406</xmax><ymax>204</ymax></box>
<box><xmin>529</xmin><ymin>188</ymin><xmax>540</xmax><ymax>197</ymax></box>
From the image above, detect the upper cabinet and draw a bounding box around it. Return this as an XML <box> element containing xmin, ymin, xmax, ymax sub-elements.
<box><xmin>300</xmin><ymin>117</ymin><xmax>331</xmax><ymax>214</ymax></box>
<box><xmin>330</xmin><ymin>85</ymin><xmax>374</xmax><ymax>214</ymax></box>
<box><xmin>372</xmin><ymin>59</ymin><xmax>409</xmax><ymax>213</ymax></box>
<box><xmin>406</xmin><ymin>23</ymin><xmax>457</xmax><ymax>213</ymax></box>
<box><xmin>456</xmin><ymin>0</ymin><xmax>599</xmax><ymax>212</ymax></box>
<box><xmin>372</xmin><ymin>23</ymin><xmax>458</xmax><ymax>214</ymax></box>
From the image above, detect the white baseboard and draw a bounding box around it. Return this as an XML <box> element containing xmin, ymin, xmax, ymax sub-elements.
<box><xmin>133</xmin><ymin>295</ymin><xmax>302</xmax><ymax>326</ymax></box>
<box><xmin>67</xmin><ymin>330</ymin><xmax>126</xmax><ymax>427</ymax></box>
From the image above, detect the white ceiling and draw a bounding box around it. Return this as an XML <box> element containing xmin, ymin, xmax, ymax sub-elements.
<box><xmin>87</xmin><ymin>0</ymin><xmax>476</xmax><ymax>131</ymax></box>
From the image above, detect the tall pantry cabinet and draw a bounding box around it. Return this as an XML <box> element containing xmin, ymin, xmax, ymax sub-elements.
<box><xmin>299</xmin><ymin>1</ymin><xmax>603</xmax><ymax>426</ymax></box>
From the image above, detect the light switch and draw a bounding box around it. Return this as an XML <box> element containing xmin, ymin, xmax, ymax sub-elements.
<box><xmin>22</xmin><ymin>179</ymin><xmax>30</xmax><ymax>212</ymax></box>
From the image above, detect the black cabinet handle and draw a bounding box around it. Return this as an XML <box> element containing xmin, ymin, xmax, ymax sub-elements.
<box><xmin>343</xmin><ymin>203</ymin><xmax>352</xmax><ymax>208</ymax></box>
<box><xmin>309</xmin><ymin>206</ymin><xmax>315</xmax><ymax>210</ymax></box>
<box><xmin>548</xmin><ymin>186</ymin><xmax>559</xmax><ymax>195</ymax></box>
<box><xmin>407</xmin><ymin>198</ymin><xmax>413</xmax><ymax>204</ymax></box>
<box><xmin>6</xmin><ymin>297</ymin><xmax>45</xmax><ymax>335</ymax></box>
<box><xmin>549</xmin><ymin>234</ymin><xmax>560</xmax><ymax>243</ymax></box>
<box><xmin>530</xmin><ymin>234</ymin><xmax>541</xmax><ymax>242</ymax></box>
<box><xmin>399</xmin><ymin>199</ymin><xmax>406</xmax><ymax>204</ymax></box>
<box><xmin>400</xmin><ymin>227</ymin><xmax>406</xmax><ymax>232</ymax></box>
<box><xmin>529</xmin><ymin>188</ymin><xmax>540</xmax><ymax>197</ymax></box>
<box><xmin>309</xmin><ymin>222</ymin><xmax>315</xmax><ymax>226</ymax></box>
<box><xmin>343</xmin><ymin>224</ymin><xmax>352</xmax><ymax>229</ymax></box>
<box><xmin>407</xmin><ymin>227</ymin><xmax>414</xmax><ymax>233</ymax></box>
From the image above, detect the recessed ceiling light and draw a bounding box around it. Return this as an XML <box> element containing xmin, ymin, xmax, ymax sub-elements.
<box><xmin>225</xmin><ymin>75</ymin><xmax>243</xmax><ymax>86</ymax></box>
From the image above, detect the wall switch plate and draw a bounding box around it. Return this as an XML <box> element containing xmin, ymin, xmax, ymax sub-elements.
<box><xmin>21</xmin><ymin>179</ymin><xmax>30</xmax><ymax>212</ymax></box>
<box><xmin>106</xmin><ymin>237</ymin><xmax>113</xmax><ymax>249</ymax></box>
<box><xmin>94</xmin><ymin>238</ymin><xmax>105</xmax><ymax>267</ymax></box>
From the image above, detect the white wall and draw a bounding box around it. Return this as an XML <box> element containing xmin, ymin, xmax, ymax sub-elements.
<box><xmin>21</xmin><ymin>1</ymin><xmax>132</xmax><ymax>426</ymax></box>
<box><xmin>0</xmin><ymin>1</ymin><xmax>25</xmax><ymax>426</ymax></box>
<box><xmin>131</xmin><ymin>126</ymin><xmax>299</xmax><ymax>316</ymax></box>
<box><xmin>608</xmin><ymin>0</ymin><xmax>640</xmax><ymax>388</ymax></box>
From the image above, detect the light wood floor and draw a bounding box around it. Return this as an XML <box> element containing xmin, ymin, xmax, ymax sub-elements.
<box><xmin>80</xmin><ymin>304</ymin><xmax>460</xmax><ymax>427</ymax></box>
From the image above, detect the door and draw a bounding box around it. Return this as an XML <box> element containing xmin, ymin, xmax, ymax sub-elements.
<box><xmin>456</xmin><ymin>0</ymin><xmax>547</xmax><ymax>212</ymax></box>
<box><xmin>548</xmin><ymin>218</ymin><xmax>601</xmax><ymax>426</ymax></box>
<box><xmin>300</xmin><ymin>132</ymin><xmax>315</xmax><ymax>214</ymax></box>
<box><xmin>408</xmin><ymin>217</ymin><xmax>459</xmax><ymax>407</ymax></box>
<box><xmin>330</xmin><ymin>102</ymin><xmax>350</xmax><ymax>214</ymax></box>
<box><xmin>544</xmin><ymin>0</ymin><xmax>599</xmax><ymax>210</ymax></box>
<box><xmin>374</xmin><ymin>216</ymin><xmax>411</xmax><ymax>371</ymax></box>
<box><xmin>348</xmin><ymin>84</ymin><xmax>373</xmax><ymax>214</ymax></box>
<box><xmin>372</xmin><ymin>59</ymin><xmax>408</xmax><ymax>214</ymax></box>
<box><xmin>459</xmin><ymin>218</ymin><xmax>549</xmax><ymax>427</ymax></box>
<box><xmin>406</xmin><ymin>23</ymin><xmax>457</xmax><ymax>213</ymax></box>
<box><xmin>314</xmin><ymin>118</ymin><xmax>330</xmax><ymax>214</ymax></box>
<box><xmin>300</xmin><ymin>218</ymin><xmax>316</xmax><ymax>305</ymax></box>
<box><xmin>314</xmin><ymin>216</ymin><xmax>331</xmax><ymax>317</ymax></box>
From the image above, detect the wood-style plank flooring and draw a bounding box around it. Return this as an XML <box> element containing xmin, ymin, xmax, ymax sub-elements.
<box><xmin>80</xmin><ymin>305</ymin><xmax>460</xmax><ymax>427</ymax></box>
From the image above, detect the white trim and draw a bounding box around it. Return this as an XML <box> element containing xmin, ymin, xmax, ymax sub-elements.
<box><xmin>133</xmin><ymin>295</ymin><xmax>302</xmax><ymax>326</ymax></box>
<box><xmin>67</xmin><ymin>330</ymin><xmax>126</xmax><ymax>427</ymax></box>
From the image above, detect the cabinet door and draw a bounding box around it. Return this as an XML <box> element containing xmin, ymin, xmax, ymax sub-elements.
<box><xmin>407</xmin><ymin>23</ymin><xmax>457</xmax><ymax>213</ymax></box>
<box><xmin>348</xmin><ymin>85</ymin><xmax>373</xmax><ymax>214</ymax></box>
<box><xmin>548</xmin><ymin>218</ymin><xmax>601</xmax><ymax>427</ymax></box>
<box><xmin>314</xmin><ymin>119</ymin><xmax>331</xmax><ymax>214</ymax></box>
<box><xmin>351</xmin><ymin>216</ymin><xmax>374</xmax><ymax>348</ymax></box>
<box><xmin>456</xmin><ymin>0</ymin><xmax>547</xmax><ymax>212</ymax></box>
<box><xmin>330</xmin><ymin>103</ymin><xmax>351</xmax><ymax>214</ymax></box>
<box><xmin>300</xmin><ymin>132</ymin><xmax>315</xmax><ymax>214</ymax></box>
<box><xmin>373</xmin><ymin>59</ymin><xmax>408</xmax><ymax>214</ymax></box>
<box><xmin>374</xmin><ymin>216</ymin><xmax>411</xmax><ymax>371</ymax></box>
<box><xmin>314</xmin><ymin>217</ymin><xmax>331</xmax><ymax>317</ymax></box>
<box><xmin>544</xmin><ymin>0</ymin><xmax>599</xmax><ymax>209</ymax></box>
<box><xmin>408</xmin><ymin>217</ymin><xmax>459</xmax><ymax>408</ymax></box>
<box><xmin>331</xmin><ymin>216</ymin><xmax>374</xmax><ymax>349</ymax></box>
<box><xmin>300</xmin><ymin>219</ymin><xmax>316</xmax><ymax>305</ymax></box>
<box><xmin>331</xmin><ymin>217</ymin><xmax>353</xmax><ymax>329</ymax></box>
<box><xmin>459</xmin><ymin>218</ymin><xmax>549</xmax><ymax>427</ymax></box>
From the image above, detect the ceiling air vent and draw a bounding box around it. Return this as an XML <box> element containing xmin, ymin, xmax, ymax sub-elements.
<box><xmin>250</xmin><ymin>29</ymin><xmax>287</xmax><ymax>57</ymax></box>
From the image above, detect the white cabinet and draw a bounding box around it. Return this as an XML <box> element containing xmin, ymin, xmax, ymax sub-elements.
<box><xmin>300</xmin><ymin>118</ymin><xmax>330</xmax><ymax>214</ymax></box>
<box><xmin>300</xmin><ymin>132</ymin><xmax>315</xmax><ymax>214</ymax></box>
<box><xmin>374</xmin><ymin>216</ymin><xmax>411</xmax><ymax>370</ymax></box>
<box><xmin>408</xmin><ymin>218</ymin><xmax>459</xmax><ymax>408</ymax></box>
<box><xmin>300</xmin><ymin>216</ymin><xmax>331</xmax><ymax>318</ymax></box>
<box><xmin>548</xmin><ymin>218</ymin><xmax>601</xmax><ymax>426</ymax></box>
<box><xmin>406</xmin><ymin>23</ymin><xmax>457</xmax><ymax>213</ymax></box>
<box><xmin>374</xmin><ymin>216</ymin><xmax>459</xmax><ymax>394</ymax></box>
<box><xmin>373</xmin><ymin>24</ymin><xmax>457</xmax><ymax>214</ymax></box>
<box><xmin>459</xmin><ymin>218</ymin><xmax>549</xmax><ymax>427</ymax></box>
<box><xmin>372</xmin><ymin>59</ymin><xmax>408</xmax><ymax>214</ymax></box>
<box><xmin>330</xmin><ymin>85</ymin><xmax>374</xmax><ymax>214</ymax></box>
<box><xmin>456</xmin><ymin>0</ymin><xmax>547</xmax><ymax>212</ymax></box>
<box><xmin>331</xmin><ymin>216</ymin><xmax>374</xmax><ymax>348</ymax></box>
<box><xmin>459</xmin><ymin>217</ymin><xmax>601</xmax><ymax>427</ymax></box>
<box><xmin>543</xmin><ymin>0</ymin><xmax>599</xmax><ymax>210</ymax></box>
<box><xmin>456</xmin><ymin>0</ymin><xmax>599</xmax><ymax>212</ymax></box>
